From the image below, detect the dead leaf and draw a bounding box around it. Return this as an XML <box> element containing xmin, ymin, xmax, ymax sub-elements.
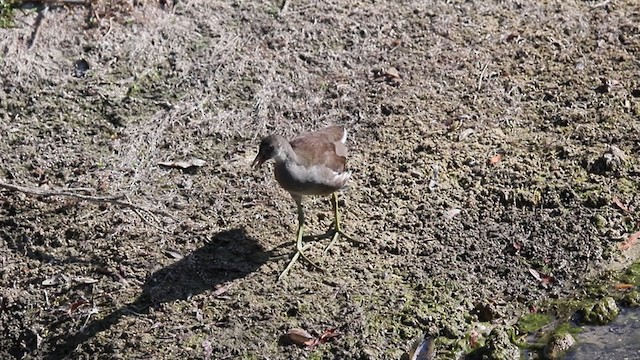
<box><xmin>42</xmin><ymin>274</ymin><xmax>68</xmax><ymax>286</ymax></box>
<box><xmin>286</xmin><ymin>328</ymin><xmax>316</xmax><ymax>348</ymax></box>
<box><xmin>385</xmin><ymin>67</ymin><xmax>400</xmax><ymax>79</ymax></box>
<box><xmin>613</xmin><ymin>283</ymin><xmax>635</xmax><ymax>290</ymax></box>
<box><xmin>540</xmin><ymin>274</ymin><xmax>555</xmax><ymax>286</ymax></box>
<box><xmin>612</xmin><ymin>196</ymin><xmax>629</xmax><ymax>213</ymax></box>
<box><xmin>296</xmin><ymin>328</ymin><xmax>340</xmax><ymax>350</ymax></box>
<box><xmin>213</xmin><ymin>284</ymin><xmax>229</xmax><ymax>297</ymax></box>
<box><xmin>488</xmin><ymin>154</ymin><xmax>502</xmax><ymax>166</ymax></box>
<box><xmin>528</xmin><ymin>268</ymin><xmax>542</xmax><ymax>282</ymax></box>
<box><xmin>164</xmin><ymin>250</ymin><xmax>184</xmax><ymax>260</ymax></box>
<box><xmin>444</xmin><ymin>208</ymin><xmax>461</xmax><ymax>220</ymax></box>
<box><xmin>158</xmin><ymin>158</ymin><xmax>206</xmax><ymax>170</ymax></box>
<box><xmin>42</xmin><ymin>276</ymin><xmax>60</xmax><ymax>286</ymax></box>
<box><xmin>406</xmin><ymin>336</ymin><xmax>435</xmax><ymax>360</ymax></box>
<box><xmin>317</xmin><ymin>327</ymin><xmax>340</xmax><ymax>345</ymax></box>
<box><xmin>68</xmin><ymin>299</ymin><xmax>89</xmax><ymax>315</ymax></box>
<box><xmin>459</xmin><ymin>128</ymin><xmax>475</xmax><ymax>141</ymax></box>
<box><xmin>528</xmin><ymin>268</ymin><xmax>554</xmax><ymax>288</ymax></box>
<box><xmin>373</xmin><ymin>67</ymin><xmax>401</xmax><ymax>85</ymax></box>
<box><xmin>468</xmin><ymin>330</ymin><xmax>480</xmax><ymax>348</ymax></box>
<box><xmin>619</xmin><ymin>231</ymin><xmax>640</xmax><ymax>251</ymax></box>
<box><xmin>74</xmin><ymin>276</ymin><xmax>99</xmax><ymax>284</ymax></box>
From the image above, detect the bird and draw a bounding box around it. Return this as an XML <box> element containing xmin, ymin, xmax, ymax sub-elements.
<box><xmin>252</xmin><ymin>125</ymin><xmax>353</xmax><ymax>280</ymax></box>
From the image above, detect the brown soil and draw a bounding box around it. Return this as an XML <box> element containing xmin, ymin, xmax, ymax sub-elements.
<box><xmin>1</xmin><ymin>1</ymin><xmax>639</xmax><ymax>359</ymax></box>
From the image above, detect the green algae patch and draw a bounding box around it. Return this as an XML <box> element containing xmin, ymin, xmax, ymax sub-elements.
<box><xmin>578</xmin><ymin>297</ymin><xmax>620</xmax><ymax>325</ymax></box>
<box><xmin>620</xmin><ymin>290</ymin><xmax>640</xmax><ymax>307</ymax></box>
<box><xmin>620</xmin><ymin>262</ymin><xmax>640</xmax><ymax>286</ymax></box>
<box><xmin>466</xmin><ymin>327</ymin><xmax>520</xmax><ymax>360</ymax></box>
<box><xmin>517</xmin><ymin>313</ymin><xmax>552</xmax><ymax>333</ymax></box>
<box><xmin>545</xmin><ymin>297</ymin><xmax>591</xmax><ymax>320</ymax></box>
<box><xmin>553</xmin><ymin>322</ymin><xmax>582</xmax><ymax>336</ymax></box>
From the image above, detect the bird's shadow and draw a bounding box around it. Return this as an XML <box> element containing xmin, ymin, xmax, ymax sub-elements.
<box><xmin>43</xmin><ymin>228</ymin><xmax>269</xmax><ymax>359</ymax></box>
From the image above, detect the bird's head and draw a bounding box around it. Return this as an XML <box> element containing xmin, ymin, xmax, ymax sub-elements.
<box><xmin>252</xmin><ymin>135</ymin><xmax>287</xmax><ymax>169</ymax></box>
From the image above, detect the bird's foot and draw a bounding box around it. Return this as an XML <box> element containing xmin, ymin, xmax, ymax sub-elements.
<box><xmin>322</xmin><ymin>226</ymin><xmax>364</xmax><ymax>255</ymax></box>
<box><xmin>278</xmin><ymin>243</ymin><xmax>323</xmax><ymax>281</ymax></box>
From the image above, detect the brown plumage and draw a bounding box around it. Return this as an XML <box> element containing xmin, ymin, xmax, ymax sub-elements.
<box><xmin>290</xmin><ymin>126</ymin><xmax>348</xmax><ymax>171</ymax></box>
<box><xmin>252</xmin><ymin>125</ymin><xmax>353</xmax><ymax>280</ymax></box>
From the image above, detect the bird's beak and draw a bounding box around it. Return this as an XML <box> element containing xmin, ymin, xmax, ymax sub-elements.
<box><xmin>252</xmin><ymin>153</ymin><xmax>266</xmax><ymax>169</ymax></box>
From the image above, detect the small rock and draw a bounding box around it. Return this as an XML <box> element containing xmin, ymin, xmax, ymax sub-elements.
<box><xmin>589</xmin><ymin>145</ymin><xmax>627</xmax><ymax>174</ymax></box>
<box><xmin>361</xmin><ymin>346</ymin><xmax>378</xmax><ymax>359</ymax></box>
<box><xmin>603</xmin><ymin>145</ymin><xmax>626</xmax><ymax>170</ymax></box>
<box><xmin>620</xmin><ymin>290</ymin><xmax>640</xmax><ymax>307</ymax></box>
<box><xmin>579</xmin><ymin>297</ymin><xmax>619</xmax><ymax>325</ymax></box>
<box><xmin>483</xmin><ymin>327</ymin><xmax>520</xmax><ymax>360</ymax></box>
<box><xmin>544</xmin><ymin>332</ymin><xmax>576</xmax><ymax>360</ymax></box>
<box><xmin>591</xmin><ymin>214</ymin><xmax>607</xmax><ymax>229</ymax></box>
<box><xmin>73</xmin><ymin>58</ymin><xmax>90</xmax><ymax>77</ymax></box>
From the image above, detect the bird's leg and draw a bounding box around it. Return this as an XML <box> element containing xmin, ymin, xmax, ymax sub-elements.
<box><xmin>278</xmin><ymin>195</ymin><xmax>322</xmax><ymax>281</ymax></box>
<box><xmin>294</xmin><ymin>199</ymin><xmax>321</xmax><ymax>267</ymax></box>
<box><xmin>323</xmin><ymin>192</ymin><xmax>357</xmax><ymax>254</ymax></box>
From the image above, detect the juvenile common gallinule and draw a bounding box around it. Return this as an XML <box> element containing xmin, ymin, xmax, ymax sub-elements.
<box><xmin>252</xmin><ymin>125</ymin><xmax>352</xmax><ymax>280</ymax></box>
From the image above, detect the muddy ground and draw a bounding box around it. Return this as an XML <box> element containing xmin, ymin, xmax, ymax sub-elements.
<box><xmin>0</xmin><ymin>0</ymin><xmax>639</xmax><ymax>359</ymax></box>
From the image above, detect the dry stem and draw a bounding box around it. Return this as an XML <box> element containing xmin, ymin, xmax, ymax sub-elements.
<box><xmin>0</xmin><ymin>181</ymin><xmax>174</xmax><ymax>220</ymax></box>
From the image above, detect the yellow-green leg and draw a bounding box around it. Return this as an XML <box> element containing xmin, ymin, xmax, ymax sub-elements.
<box><xmin>323</xmin><ymin>192</ymin><xmax>355</xmax><ymax>254</ymax></box>
<box><xmin>278</xmin><ymin>196</ymin><xmax>322</xmax><ymax>281</ymax></box>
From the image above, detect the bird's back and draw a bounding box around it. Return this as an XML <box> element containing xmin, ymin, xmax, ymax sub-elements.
<box><xmin>290</xmin><ymin>126</ymin><xmax>348</xmax><ymax>173</ymax></box>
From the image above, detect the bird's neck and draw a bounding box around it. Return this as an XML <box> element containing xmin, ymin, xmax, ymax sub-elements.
<box><xmin>274</xmin><ymin>142</ymin><xmax>299</xmax><ymax>164</ymax></box>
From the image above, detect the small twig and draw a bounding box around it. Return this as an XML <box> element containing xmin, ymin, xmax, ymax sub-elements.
<box><xmin>477</xmin><ymin>61</ymin><xmax>490</xmax><ymax>91</ymax></box>
<box><xmin>102</xmin><ymin>17</ymin><xmax>113</xmax><ymax>38</ymax></box>
<box><xmin>0</xmin><ymin>181</ymin><xmax>120</xmax><ymax>200</ymax></box>
<box><xmin>589</xmin><ymin>0</ymin><xmax>612</xmax><ymax>8</ymax></box>
<box><xmin>124</xmin><ymin>195</ymin><xmax>171</xmax><ymax>233</ymax></box>
<box><xmin>58</xmin><ymin>187</ymin><xmax>96</xmax><ymax>193</ymax></box>
<box><xmin>81</xmin><ymin>304</ymin><xmax>100</xmax><ymax>330</ymax></box>
<box><xmin>27</xmin><ymin>5</ymin><xmax>48</xmax><ymax>50</ymax></box>
<box><xmin>279</xmin><ymin>0</ymin><xmax>290</xmax><ymax>16</ymax></box>
<box><xmin>37</xmin><ymin>0</ymin><xmax>90</xmax><ymax>5</ymax></box>
<box><xmin>0</xmin><ymin>181</ymin><xmax>175</xmax><ymax>220</ymax></box>
<box><xmin>55</xmin><ymin>0</ymin><xmax>89</xmax><ymax>5</ymax></box>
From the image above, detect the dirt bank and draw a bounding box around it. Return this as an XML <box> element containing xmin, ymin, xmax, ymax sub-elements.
<box><xmin>1</xmin><ymin>0</ymin><xmax>639</xmax><ymax>358</ymax></box>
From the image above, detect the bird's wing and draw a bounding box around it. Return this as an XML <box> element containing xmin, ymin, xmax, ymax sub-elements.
<box><xmin>290</xmin><ymin>126</ymin><xmax>347</xmax><ymax>173</ymax></box>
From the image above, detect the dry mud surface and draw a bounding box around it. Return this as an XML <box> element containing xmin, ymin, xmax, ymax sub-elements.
<box><xmin>1</xmin><ymin>0</ymin><xmax>639</xmax><ymax>359</ymax></box>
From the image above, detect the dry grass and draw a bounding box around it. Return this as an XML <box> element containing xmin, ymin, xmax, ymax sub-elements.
<box><xmin>1</xmin><ymin>0</ymin><xmax>639</xmax><ymax>358</ymax></box>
